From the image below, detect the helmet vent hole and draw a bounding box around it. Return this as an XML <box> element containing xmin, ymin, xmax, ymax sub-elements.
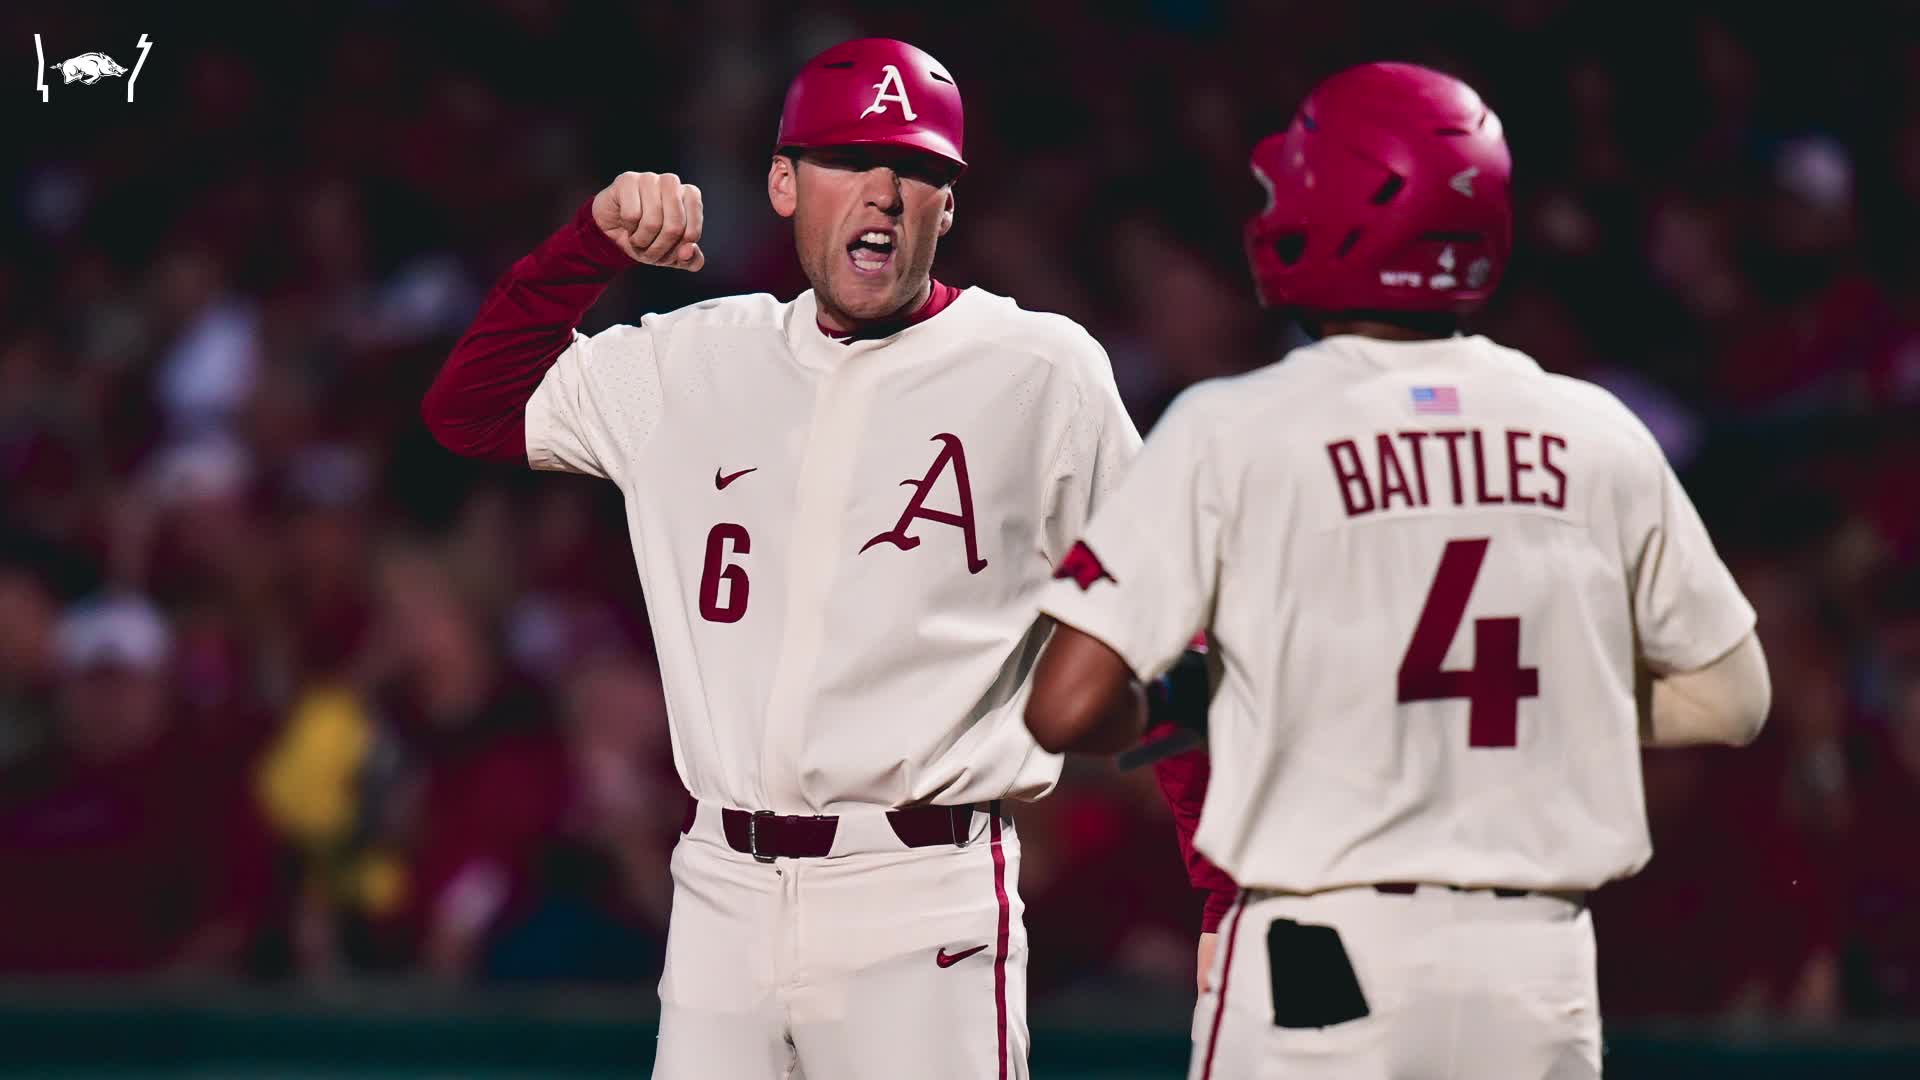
<box><xmin>1273</xmin><ymin>234</ymin><xmax>1307</xmax><ymax>266</ymax></box>
<box><xmin>1369</xmin><ymin>176</ymin><xmax>1404</xmax><ymax>205</ymax></box>
<box><xmin>1433</xmin><ymin>127</ymin><xmax>1471</xmax><ymax>136</ymax></box>
<box><xmin>1300</xmin><ymin>111</ymin><xmax>1318</xmax><ymax>132</ymax></box>
<box><xmin>1336</xmin><ymin>228</ymin><xmax>1362</xmax><ymax>257</ymax></box>
<box><xmin>822</xmin><ymin>61</ymin><xmax>856</xmax><ymax>69</ymax></box>
<box><xmin>928</xmin><ymin>70</ymin><xmax>953</xmax><ymax>84</ymax></box>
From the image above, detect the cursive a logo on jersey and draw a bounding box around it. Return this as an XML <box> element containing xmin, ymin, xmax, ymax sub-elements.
<box><xmin>859</xmin><ymin>64</ymin><xmax>917</xmax><ymax>121</ymax></box>
<box><xmin>35</xmin><ymin>34</ymin><xmax>152</xmax><ymax>102</ymax></box>
<box><xmin>860</xmin><ymin>433</ymin><xmax>987</xmax><ymax>574</ymax></box>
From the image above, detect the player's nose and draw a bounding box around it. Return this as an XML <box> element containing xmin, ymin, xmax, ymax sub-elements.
<box><xmin>859</xmin><ymin>167</ymin><xmax>905</xmax><ymax>215</ymax></box>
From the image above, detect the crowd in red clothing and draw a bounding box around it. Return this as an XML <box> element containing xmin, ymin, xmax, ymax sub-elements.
<box><xmin>3</xmin><ymin>0</ymin><xmax>1919</xmax><ymax>1021</ymax></box>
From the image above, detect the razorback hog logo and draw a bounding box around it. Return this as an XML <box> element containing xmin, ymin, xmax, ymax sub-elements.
<box><xmin>55</xmin><ymin>52</ymin><xmax>127</xmax><ymax>85</ymax></box>
<box><xmin>1053</xmin><ymin>540</ymin><xmax>1114</xmax><ymax>590</ymax></box>
<box><xmin>860</xmin><ymin>433</ymin><xmax>987</xmax><ymax>574</ymax></box>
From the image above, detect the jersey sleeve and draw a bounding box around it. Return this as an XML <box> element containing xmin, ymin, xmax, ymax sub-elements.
<box><xmin>1630</xmin><ymin>449</ymin><xmax>1757</xmax><ymax>674</ymax></box>
<box><xmin>1041</xmin><ymin>333</ymin><xmax>1144</xmax><ymax>565</ymax></box>
<box><xmin>523</xmin><ymin>320</ymin><xmax>663</xmax><ymax>485</ymax></box>
<box><xmin>1037</xmin><ymin>385</ymin><xmax>1223</xmax><ymax>682</ymax></box>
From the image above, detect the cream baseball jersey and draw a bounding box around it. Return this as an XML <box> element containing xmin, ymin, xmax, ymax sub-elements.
<box><xmin>1040</xmin><ymin>333</ymin><xmax>1756</xmax><ymax>894</ymax></box>
<box><xmin>525</xmin><ymin>287</ymin><xmax>1139</xmax><ymax>814</ymax></box>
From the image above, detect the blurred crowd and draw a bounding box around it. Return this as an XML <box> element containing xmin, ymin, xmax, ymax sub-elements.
<box><xmin>3</xmin><ymin>0</ymin><xmax>1918</xmax><ymax>1023</ymax></box>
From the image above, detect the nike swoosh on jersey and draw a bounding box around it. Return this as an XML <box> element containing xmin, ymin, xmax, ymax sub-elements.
<box><xmin>935</xmin><ymin>944</ymin><xmax>988</xmax><ymax>968</ymax></box>
<box><xmin>715</xmin><ymin>467</ymin><xmax>758</xmax><ymax>490</ymax></box>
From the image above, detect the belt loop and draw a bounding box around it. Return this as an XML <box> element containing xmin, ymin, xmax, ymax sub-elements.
<box><xmin>950</xmin><ymin>805</ymin><xmax>971</xmax><ymax>848</ymax></box>
<box><xmin>749</xmin><ymin>809</ymin><xmax>776</xmax><ymax>863</ymax></box>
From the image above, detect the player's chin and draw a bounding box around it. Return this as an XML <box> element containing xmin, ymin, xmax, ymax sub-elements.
<box><xmin>833</xmin><ymin>265</ymin><xmax>912</xmax><ymax>315</ymax></box>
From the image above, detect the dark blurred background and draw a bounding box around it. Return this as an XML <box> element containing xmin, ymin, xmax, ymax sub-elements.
<box><xmin>3</xmin><ymin>0</ymin><xmax>1919</xmax><ymax>1074</ymax></box>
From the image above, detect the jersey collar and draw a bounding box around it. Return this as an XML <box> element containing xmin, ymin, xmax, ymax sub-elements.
<box><xmin>815</xmin><ymin>279</ymin><xmax>963</xmax><ymax>343</ymax></box>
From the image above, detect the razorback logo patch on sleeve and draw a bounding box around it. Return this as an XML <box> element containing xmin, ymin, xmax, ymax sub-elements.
<box><xmin>1054</xmin><ymin>540</ymin><xmax>1116</xmax><ymax>590</ymax></box>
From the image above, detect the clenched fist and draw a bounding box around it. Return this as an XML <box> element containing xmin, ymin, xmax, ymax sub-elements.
<box><xmin>592</xmin><ymin>172</ymin><xmax>705</xmax><ymax>270</ymax></box>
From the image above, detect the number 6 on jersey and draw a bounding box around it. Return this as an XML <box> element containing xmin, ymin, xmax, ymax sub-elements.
<box><xmin>1397</xmin><ymin>538</ymin><xmax>1538</xmax><ymax>747</ymax></box>
<box><xmin>699</xmin><ymin>523</ymin><xmax>751</xmax><ymax>623</ymax></box>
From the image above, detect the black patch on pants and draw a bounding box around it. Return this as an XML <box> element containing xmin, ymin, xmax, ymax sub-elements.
<box><xmin>1266</xmin><ymin>919</ymin><xmax>1370</xmax><ymax>1028</ymax></box>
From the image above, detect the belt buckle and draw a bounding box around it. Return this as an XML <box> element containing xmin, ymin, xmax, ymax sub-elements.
<box><xmin>749</xmin><ymin>809</ymin><xmax>777</xmax><ymax>863</ymax></box>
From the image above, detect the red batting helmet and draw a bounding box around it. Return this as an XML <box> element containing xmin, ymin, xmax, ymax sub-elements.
<box><xmin>1244</xmin><ymin>62</ymin><xmax>1512</xmax><ymax>315</ymax></box>
<box><xmin>775</xmin><ymin>38</ymin><xmax>966</xmax><ymax>176</ymax></box>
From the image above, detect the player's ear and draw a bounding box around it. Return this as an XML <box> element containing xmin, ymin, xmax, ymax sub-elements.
<box><xmin>937</xmin><ymin>188</ymin><xmax>955</xmax><ymax>237</ymax></box>
<box><xmin>768</xmin><ymin>154</ymin><xmax>798</xmax><ymax>219</ymax></box>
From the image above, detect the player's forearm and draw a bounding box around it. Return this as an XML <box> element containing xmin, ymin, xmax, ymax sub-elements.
<box><xmin>1641</xmin><ymin>631</ymin><xmax>1771</xmax><ymax>747</ymax></box>
<box><xmin>422</xmin><ymin>199</ymin><xmax>629</xmax><ymax>461</ymax></box>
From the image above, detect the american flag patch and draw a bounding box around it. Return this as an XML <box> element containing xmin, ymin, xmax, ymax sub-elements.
<box><xmin>1410</xmin><ymin>386</ymin><xmax>1461</xmax><ymax>414</ymax></box>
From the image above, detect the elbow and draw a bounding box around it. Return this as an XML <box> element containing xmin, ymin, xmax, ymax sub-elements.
<box><xmin>1725</xmin><ymin>705</ymin><xmax>1767</xmax><ymax>748</ymax></box>
<box><xmin>420</xmin><ymin>384</ymin><xmax>456</xmax><ymax>451</ymax></box>
<box><xmin>419</xmin><ymin>368</ymin><xmax>465</xmax><ymax>453</ymax></box>
<box><xmin>419</xmin><ymin>370</ymin><xmax>523</xmax><ymax>462</ymax></box>
<box><xmin>1025</xmin><ymin>625</ymin><xmax>1144</xmax><ymax>755</ymax></box>
<box><xmin>1725</xmin><ymin>661</ymin><xmax>1772</xmax><ymax>748</ymax></box>
<box><xmin>1024</xmin><ymin>696</ymin><xmax>1085</xmax><ymax>756</ymax></box>
<box><xmin>1723</xmin><ymin>634</ymin><xmax>1773</xmax><ymax>748</ymax></box>
<box><xmin>1025</xmin><ymin>682</ymin><xmax>1140</xmax><ymax>755</ymax></box>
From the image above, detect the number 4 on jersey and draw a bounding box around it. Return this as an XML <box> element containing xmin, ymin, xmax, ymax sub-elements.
<box><xmin>1396</xmin><ymin>538</ymin><xmax>1538</xmax><ymax>748</ymax></box>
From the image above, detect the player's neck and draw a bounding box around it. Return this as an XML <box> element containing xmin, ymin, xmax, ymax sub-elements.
<box><xmin>1315</xmin><ymin>314</ymin><xmax>1459</xmax><ymax>342</ymax></box>
<box><xmin>815</xmin><ymin>278</ymin><xmax>942</xmax><ymax>341</ymax></box>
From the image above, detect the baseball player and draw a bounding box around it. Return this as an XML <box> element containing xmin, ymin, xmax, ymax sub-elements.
<box><xmin>422</xmin><ymin>38</ymin><xmax>1141</xmax><ymax>1079</ymax></box>
<box><xmin>1024</xmin><ymin>62</ymin><xmax>1771</xmax><ymax>1079</ymax></box>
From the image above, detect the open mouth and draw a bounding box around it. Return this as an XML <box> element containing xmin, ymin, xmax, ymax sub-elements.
<box><xmin>847</xmin><ymin>229</ymin><xmax>895</xmax><ymax>274</ymax></box>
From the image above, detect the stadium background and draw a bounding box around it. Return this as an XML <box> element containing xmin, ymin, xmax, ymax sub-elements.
<box><xmin>4</xmin><ymin>0</ymin><xmax>1919</xmax><ymax>1075</ymax></box>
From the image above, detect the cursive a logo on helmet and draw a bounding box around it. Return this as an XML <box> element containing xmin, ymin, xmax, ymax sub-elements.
<box><xmin>859</xmin><ymin>64</ymin><xmax>918</xmax><ymax>122</ymax></box>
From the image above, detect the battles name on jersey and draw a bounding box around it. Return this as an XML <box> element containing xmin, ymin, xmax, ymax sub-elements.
<box><xmin>1039</xmin><ymin>333</ymin><xmax>1755</xmax><ymax>896</ymax></box>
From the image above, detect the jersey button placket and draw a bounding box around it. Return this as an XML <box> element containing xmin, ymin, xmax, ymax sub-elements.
<box><xmin>756</xmin><ymin>349</ymin><xmax>880</xmax><ymax>810</ymax></box>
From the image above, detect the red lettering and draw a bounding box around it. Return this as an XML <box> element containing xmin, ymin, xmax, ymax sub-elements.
<box><xmin>1470</xmin><ymin>430</ymin><xmax>1505</xmax><ymax>505</ymax></box>
<box><xmin>1376</xmin><ymin>433</ymin><xmax>1414</xmax><ymax>510</ymax></box>
<box><xmin>1541</xmin><ymin>434</ymin><xmax>1568</xmax><ymax>509</ymax></box>
<box><xmin>1397</xmin><ymin>431</ymin><xmax>1432</xmax><ymax>506</ymax></box>
<box><xmin>699</xmin><ymin>523</ymin><xmax>751</xmax><ymax>623</ymax></box>
<box><xmin>859</xmin><ymin>433</ymin><xmax>989</xmax><ymax>573</ymax></box>
<box><xmin>1435</xmin><ymin>430</ymin><xmax>1468</xmax><ymax>506</ymax></box>
<box><xmin>1505</xmin><ymin>429</ymin><xmax>1537</xmax><ymax>506</ymax></box>
<box><xmin>1327</xmin><ymin>439</ymin><xmax>1374</xmax><ymax>517</ymax></box>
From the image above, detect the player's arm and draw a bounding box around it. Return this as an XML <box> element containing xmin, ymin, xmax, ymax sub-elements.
<box><xmin>1027</xmin><ymin>387</ymin><xmax>1226</xmax><ymax>755</ymax></box>
<box><xmin>1639</xmin><ymin>631</ymin><xmax>1770</xmax><ymax>747</ymax></box>
<box><xmin>1027</xmin><ymin>625</ymin><xmax>1147</xmax><ymax>753</ymax></box>
<box><xmin>1627</xmin><ymin>442</ymin><xmax>1769</xmax><ymax>748</ymax></box>
<box><xmin>420</xmin><ymin>172</ymin><xmax>704</xmax><ymax>463</ymax></box>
